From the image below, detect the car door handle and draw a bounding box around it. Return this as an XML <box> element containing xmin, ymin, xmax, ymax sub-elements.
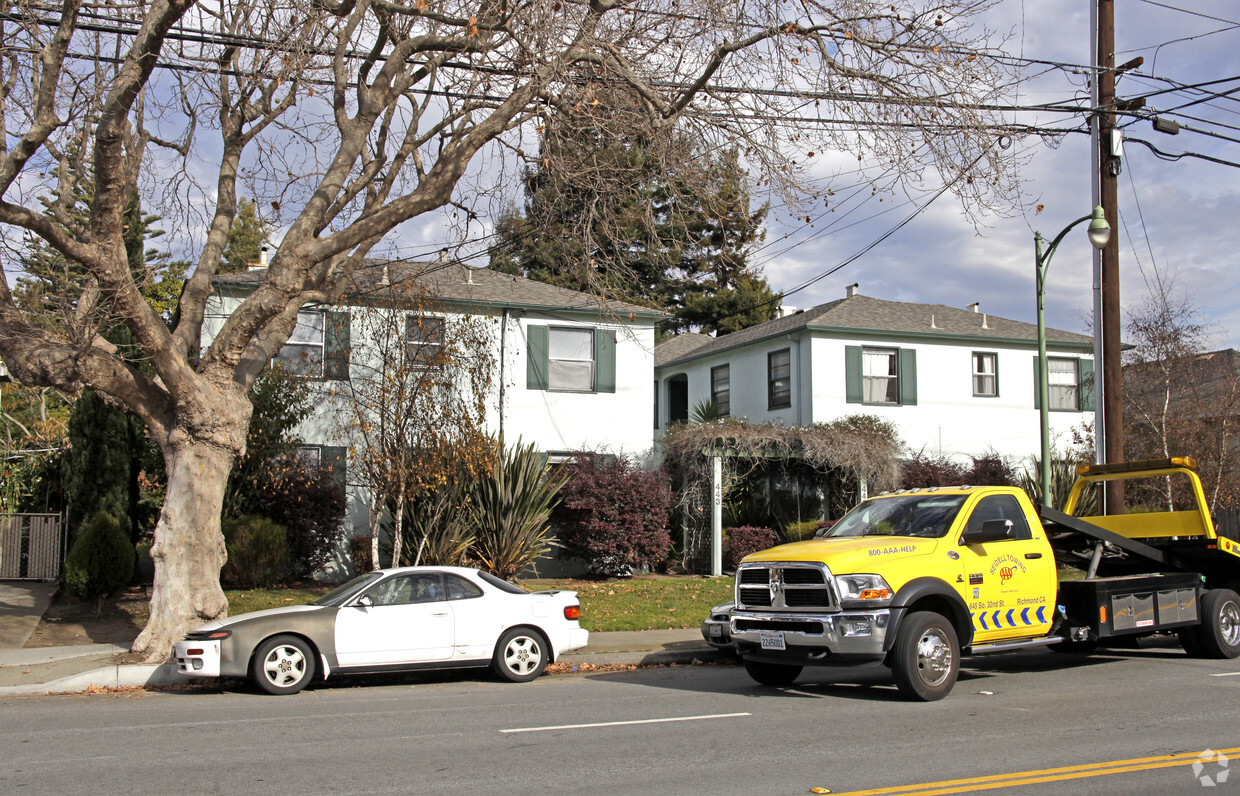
<box><xmin>432</xmin><ymin>612</ymin><xmax>449</xmax><ymax>617</ymax></box>
<box><xmin>1025</xmin><ymin>553</ymin><xmax>1042</xmax><ymax>559</ymax></box>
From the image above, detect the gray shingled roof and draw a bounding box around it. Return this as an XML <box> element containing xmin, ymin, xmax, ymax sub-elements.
<box><xmin>215</xmin><ymin>260</ymin><xmax>662</xmax><ymax>319</ymax></box>
<box><xmin>655</xmin><ymin>294</ymin><xmax>1092</xmax><ymax>368</ymax></box>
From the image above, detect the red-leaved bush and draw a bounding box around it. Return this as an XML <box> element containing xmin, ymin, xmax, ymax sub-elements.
<box><xmin>258</xmin><ymin>458</ymin><xmax>348</xmax><ymax>579</ymax></box>
<box><xmin>554</xmin><ymin>454</ymin><xmax>672</xmax><ymax>577</ymax></box>
<box><xmin>725</xmin><ymin>526</ymin><xmax>778</xmax><ymax>569</ymax></box>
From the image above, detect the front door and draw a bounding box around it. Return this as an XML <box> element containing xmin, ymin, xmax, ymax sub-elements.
<box><xmin>954</xmin><ymin>494</ymin><xmax>1057</xmax><ymax>644</ymax></box>
<box><xmin>334</xmin><ymin>572</ymin><xmax>454</xmax><ymax>666</ymax></box>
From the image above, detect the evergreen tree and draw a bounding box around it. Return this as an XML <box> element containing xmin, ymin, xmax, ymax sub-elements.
<box><xmin>221</xmin><ymin>198</ymin><xmax>273</xmax><ymax>274</ymax></box>
<box><xmin>490</xmin><ymin>124</ymin><xmax>777</xmax><ymax>336</ymax></box>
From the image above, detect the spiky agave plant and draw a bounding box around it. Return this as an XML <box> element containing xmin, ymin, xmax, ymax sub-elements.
<box><xmin>468</xmin><ymin>441</ymin><xmax>569</xmax><ymax>580</ymax></box>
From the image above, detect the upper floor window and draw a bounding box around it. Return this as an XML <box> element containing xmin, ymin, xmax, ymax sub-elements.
<box><xmin>973</xmin><ymin>352</ymin><xmax>998</xmax><ymax>397</ymax></box>
<box><xmin>768</xmin><ymin>349</ymin><xmax>791</xmax><ymax>409</ymax></box>
<box><xmin>863</xmin><ymin>348</ymin><xmax>899</xmax><ymax>404</ymax></box>
<box><xmin>526</xmin><ymin>324</ymin><xmax>616</xmax><ymax>394</ymax></box>
<box><xmin>275</xmin><ymin>310</ymin><xmax>325</xmax><ymax>377</ymax></box>
<box><xmin>711</xmin><ymin>365</ymin><xmax>731</xmax><ymax>415</ymax></box>
<box><xmin>1048</xmin><ymin>356</ymin><xmax>1079</xmax><ymax>410</ymax></box>
<box><xmin>845</xmin><ymin>345</ymin><xmax>917</xmax><ymax>406</ymax></box>
<box><xmin>549</xmin><ymin>327</ymin><xmax>595</xmax><ymax>391</ymax></box>
<box><xmin>406</xmin><ymin>315</ymin><xmax>445</xmax><ymax>370</ymax></box>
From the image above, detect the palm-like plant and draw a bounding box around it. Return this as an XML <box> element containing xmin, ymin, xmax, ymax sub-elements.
<box><xmin>1019</xmin><ymin>455</ymin><xmax>1098</xmax><ymax>514</ymax></box>
<box><xmin>468</xmin><ymin>441</ymin><xmax>568</xmax><ymax>580</ymax></box>
<box><xmin>393</xmin><ymin>488</ymin><xmax>477</xmax><ymax>567</ymax></box>
<box><xmin>691</xmin><ymin>398</ymin><xmax>724</xmax><ymax>423</ymax></box>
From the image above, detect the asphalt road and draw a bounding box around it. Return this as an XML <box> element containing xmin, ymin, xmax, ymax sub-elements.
<box><xmin>2</xmin><ymin>640</ymin><xmax>1239</xmax><ymax>795</ymax></box>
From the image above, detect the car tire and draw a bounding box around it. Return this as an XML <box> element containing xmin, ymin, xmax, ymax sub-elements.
<box><xmin>251</xmin><ymin>634</ymin><xmax>315</xmax><ymax>695</ymax></box>
<box><xmin>742</xmin><ymin>658</ymin><xmax>802</xmax><ymax>686</ymax></box>
<box><xmin>890</xmin><ymin>611</ymin><xmax>959</xmax><ymax>702</ymax></box>
<box><xmin>1193</xmin><ymin>588</ymin><xmax>1240</xmax><ymax>659</ymax></box>
<box><xmin>492</xmin><ymin>628</ymin><xmax>549</xmax><ymax>683</ymax></box>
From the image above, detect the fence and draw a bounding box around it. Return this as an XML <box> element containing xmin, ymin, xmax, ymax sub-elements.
<box><xmin>0</xmin><ymin>513</ymin><xmax>64</xmax><ymax>580</ymax></box>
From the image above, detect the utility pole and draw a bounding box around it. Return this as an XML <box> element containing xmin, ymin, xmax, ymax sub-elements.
<box><xmin>1094</xmin><ymin>0</ymin><xmax>1142</xmax><ymax>514</ymax></box>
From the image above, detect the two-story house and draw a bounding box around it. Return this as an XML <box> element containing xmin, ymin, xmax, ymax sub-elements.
<box><xmin>655</xmin><ymin>285</ymin><xmax>1094</xmax><ymax>463</ymax></box>
<box><xmin>205</xmin><ymin>261</ymin><xmax>659</xmax><ymax>554</ymax></box>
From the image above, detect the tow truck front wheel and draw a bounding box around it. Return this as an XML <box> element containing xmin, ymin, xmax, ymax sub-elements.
<box><xmin>1191</xmin><ymin>588</ymin><xmax>1240</xmax><ymax>659</ymax></box>
<box><xmin>891</xmin><ymin>611</ymin><xmax>960</xmax><ymax>701</ymax></box>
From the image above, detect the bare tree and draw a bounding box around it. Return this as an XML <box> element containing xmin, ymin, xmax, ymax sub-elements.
<box><xmin>0</xmin><ymin>0</ymin><xmax>1019</xmax><ymax>658</ymax></box>
<box><xmin>325</xmin><ymin>269</ymin><xmax>496</xmax><ymax>570</ymax></box>
<box><xmin>1123</xmin><ymin>271</ymin><xmax>1240</xmax><ymax>512</ymax></box>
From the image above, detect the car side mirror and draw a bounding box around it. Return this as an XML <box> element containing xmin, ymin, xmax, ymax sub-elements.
<box><xmin>357</xmin><ymin>595</ymin><xmax>373</xmax><ymax>608</ymax></box>
<box><xmin>961</xmin><ymin>518</ymin><xmax>1014</xmax><ymax>545</ymax></box>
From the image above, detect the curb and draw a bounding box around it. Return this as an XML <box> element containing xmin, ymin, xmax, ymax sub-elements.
<box><xmin>0</xmin><ymin>663</ymin><xmax>182</xmax><ymax>696</ymax></box>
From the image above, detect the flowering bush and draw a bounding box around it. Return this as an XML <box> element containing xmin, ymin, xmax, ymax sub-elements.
<box><xmin>725</xmin><ymin>525</ymin><xmax>778</xmax><ymax>569</ymax></box>
<box><xmin>554</xmin><ymin>454</ymin><xmax>672</xmax><ymax>577</ymax></box>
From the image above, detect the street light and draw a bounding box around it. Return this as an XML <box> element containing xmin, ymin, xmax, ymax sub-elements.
<box><xmin>1036</xmin><ymin>206</ymin><xmax>1111</xmax><ymax>506</ymax></box>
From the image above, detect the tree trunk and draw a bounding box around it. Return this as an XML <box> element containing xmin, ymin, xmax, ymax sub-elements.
<box><xmin>130</xmin><ymin>438</ymin><xmax>235</xmax><ymax>661</ymax></box>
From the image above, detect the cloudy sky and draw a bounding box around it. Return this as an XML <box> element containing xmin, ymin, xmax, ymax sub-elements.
<box><xmin>754</xmin><ymin>0</ymin><xmax>1240</xmax><ymax>350</ymax></box>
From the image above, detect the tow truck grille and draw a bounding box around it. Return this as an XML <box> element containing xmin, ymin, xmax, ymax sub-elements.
<box><xmin>736</xmin><ymin>563</ymin><xmax>836</xmax><ymax>611</ymax></box>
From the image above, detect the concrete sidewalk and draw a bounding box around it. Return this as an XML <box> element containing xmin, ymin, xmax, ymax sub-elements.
<box><xmin>0</xmin><ymin>581</ymin><xmax>730</xmax><ymax>696</ymax></box>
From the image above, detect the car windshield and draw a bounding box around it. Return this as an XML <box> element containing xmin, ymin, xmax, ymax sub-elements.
<box><xmin>312</xmin><ymin>572</ymin><xmax>385</xmax><ymax>606</ymax></box>
<box><xmin>825</xmin><ymin>494</ymin><xmax>968</xmax><ymax>539</ymax></box>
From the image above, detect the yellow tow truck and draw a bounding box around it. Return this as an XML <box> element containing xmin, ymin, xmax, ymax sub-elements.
<box><xmin>729</xmin><ymin>457</ymin><xmax>1240</xmax><ymax>700</ymax></box>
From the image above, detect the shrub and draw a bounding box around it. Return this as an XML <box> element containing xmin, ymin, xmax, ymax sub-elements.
<box><xmin>555</xmin><ymin>454</ymin><xmax>672</xmax><ymax>577</ymax></box>
<box><xmin>782</xmin><ymin>519</ymin><xmax>821</xmax><ymax>543</ymax></box>
<box><xmin>63</xmin><ymin>511</ymin><xmax>134</xmax><ymax>617</ymax></box>
<box><xmin>967</xmin><ymin>452</ymin><xmax>1016</xmax><ymax>486</ymax></box>
<box><xmin>900</xmin><ymin>450</ymin><xmax>968</xmax><ymax>488</ymax></box>
<box><xmin>725</xmin><ymin>525</ymin><xmax>778</xmax><ymax>569</ymax></box>
<box><xmin>350</xmin><ymin>534</ymin><xmax>374</xmax><ymax>575</ymax></box>
<box><xmin>258</xmin><ymin>458</ymin><xmax>348</xmax><ymax>579</ymax></box>
<box><xmin>468</xmin><ymin>441</ymin><xmax>565</xmax><ymax>580</ymax></box>
<box><xmin>394</xmin><ymin>486</ymin><xmax>476</xmax><ymax>568</ymax></box>
<box><xmin>221</xmin><ymin>515</ymin><xmax>289</xmax><ymax>588</ymax></box>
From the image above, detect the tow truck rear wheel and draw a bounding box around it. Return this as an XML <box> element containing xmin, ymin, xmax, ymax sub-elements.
<box><xmin>742</xmin><ymin>659</ymin><xmax>802</xmax><ymax>686</ymax></box>
<box><xmin>891</xmin><ymin>611</ymin><xmax>959</xmax><ymax>702</ymax></box>
<box><xmin>1192</xmin><ymin>588</ymin><xmax>1240</xmax><ymax>659</ymax></box>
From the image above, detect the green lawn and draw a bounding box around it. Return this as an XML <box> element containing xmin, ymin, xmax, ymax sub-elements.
<box><xmin>521</xmin><ymin>576</ymin><xmax>735</xmax><ymax>632</ymax></box>
<box><xmin>218</xmin><ymin>576</ymin><xmax>734</xmax><ymax>633</ymax></box>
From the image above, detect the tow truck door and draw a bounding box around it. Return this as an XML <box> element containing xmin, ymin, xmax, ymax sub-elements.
<box><xmin>954</xmin><ymin>494</ymin><xmax>1057</xmax><ymax>644</ymax></box>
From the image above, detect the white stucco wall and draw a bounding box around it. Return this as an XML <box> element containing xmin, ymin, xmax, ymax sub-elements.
<box><xmin>656</xmin><ymin>329</ymin><xmax>1093</xmax><ymax>465</ymax></box>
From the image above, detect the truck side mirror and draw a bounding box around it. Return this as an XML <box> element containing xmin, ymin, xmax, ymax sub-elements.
<box><xmin>961</xmin><ymin>518</ymin><xmax>1014</xmax><ymax>545</ymax></box>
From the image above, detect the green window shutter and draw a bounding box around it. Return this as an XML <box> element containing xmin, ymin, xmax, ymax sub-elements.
<box><xmin>1033</xmin><ymin>357</ymin><xmax>1042</xmax><ymax>410</ymax></box>
<box><xmin>324</xmin><ymin>311</ymin><xmax>351</xmax><ymax>381</ymax></box>
<box><xmin>899</xmin><ymin>348</ymin><xmax>918</xmax><ymax>406</ymax></box>
<box><xmin>1077</xmin><ymin>358</ymin><xmax>1095</xmax><ymax>411</ymax></box>
<box><xmin>595</xmin><ymin>329</ymin><xmax>616</xmax><ymax>393</ymax></box>
<box><xmin>322</xmin><ymin>445</ymin><xmax>347</xmax><ymax>487</ymax></box>
<box><xmin>526</xmin><ymin>325</ymin><xmax>549</xmax><ymax>390</ymax></box>
<box><xmin>844</xmin><ymin>345</ymin><xmax>862</xmax><ymax>403</ymax></box>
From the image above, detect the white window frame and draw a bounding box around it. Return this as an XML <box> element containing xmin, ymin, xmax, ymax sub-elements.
<box><xmin>862</xmin><ymin>347</ymin><xmax>899</xmax><ymax>405</ymax></box>
<box><xmin>274</xmin><ymin>310</ymin><xmax>325</xmax><ymax>378</ymax></box>
<box><xmin>405</xmin><ymin>315</ymin><xmax>445</xmax><ymax>371</ymax></box>
<box><xmin>1048</xmin><ymin>356</ymin><xmax>1079</xmax><ymax>411</ymax></box>
<box><xmin>972</xmin><ymin>352</ymin><xmax>998</xmax><ymax>397</ymax></box>
<box><xmin>548</xmin><ymin>327</ymin><xmax>595</xmax><ymax>392</ymax></box>
<box><xmin>711</xmin><ymin>364</ymin><xmax>731</xmax><ymax>415</ymax></box>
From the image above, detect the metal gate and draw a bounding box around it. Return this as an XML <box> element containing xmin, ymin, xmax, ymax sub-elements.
<box><xmin>0</xmin><ymin>513</ymin><xmax>63</xmax><ymax>580</ymax></box>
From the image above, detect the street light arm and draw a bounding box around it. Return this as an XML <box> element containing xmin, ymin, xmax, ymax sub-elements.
<box><xmin>1036</xmin><ymin>213</ymin><xmax>1094</xmax><ymax>269</ymax></box>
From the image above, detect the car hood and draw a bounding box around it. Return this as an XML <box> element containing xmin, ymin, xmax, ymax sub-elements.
<box><xmin>742</xmin><ymin>536</ymin><xmax>939</xmax><ymax>573</ymax></box>
<box><xmin>191</xmin><ymin>603</ymin><xmax>327</xmax><ymax>632</ymax></box>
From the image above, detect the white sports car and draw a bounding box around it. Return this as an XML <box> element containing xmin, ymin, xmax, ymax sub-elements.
<box><xmin>173</xmin><ymin>566</ymin><xmax>589</xmax><ymax>694</ymax></box>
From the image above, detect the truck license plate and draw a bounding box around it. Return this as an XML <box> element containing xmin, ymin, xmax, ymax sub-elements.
<box><xmin>709</xmin><ymin>623</ymin><xmax>722</xmax><ymax>638</ymax></box>
<box><xmin>760</xmin><ymin>631</ymin><xmax>786</xmax><ymax>650</ymax></box>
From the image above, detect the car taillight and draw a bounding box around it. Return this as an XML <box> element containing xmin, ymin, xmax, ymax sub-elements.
<box><xmin>564</xmin><ymin>605</ymin><xmax>581</xmax><ymax>620</ymax></box>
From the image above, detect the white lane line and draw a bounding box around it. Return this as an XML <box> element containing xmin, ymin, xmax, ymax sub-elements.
<box><xmin>501</xmin><ymin>712</ymin><xmax>750</xmax><ymax>734</ymax></box>
<box><xmin>1210</xmin><ymin>671</ymin><xmax>1240</xmax><ymax>677</ymax></box>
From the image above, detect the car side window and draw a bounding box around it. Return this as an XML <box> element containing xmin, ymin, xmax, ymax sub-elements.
<box><xmin>965</xmin><ymin>494</ymin><xmax>1033</xmax><ymax>541</ymax></box>
<box><xmin>367</xmin><ymin>575</ymin><xmax>415</xmax><ymax>606</ymax></box>
<box><xmin>444</xmin><ymin>574</ymin><xmax>483</xmax><ymax>600</ymax></box>
<box><xmin>411</xmin><ymin>573</ymin><xmax>445</xmax><ymax>603</ymax></box>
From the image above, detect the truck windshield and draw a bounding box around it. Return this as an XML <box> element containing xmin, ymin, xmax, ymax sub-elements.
<box><xmin>826</xmin><ymin>494</ymin><xmax>968</xmax><ymax>539</ymax></box>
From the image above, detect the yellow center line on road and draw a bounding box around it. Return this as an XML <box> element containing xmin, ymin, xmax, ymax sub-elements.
<box><xmin>827</xmin><ymin>746</ymin><xmax>1240</xmax><ymax>796</ymax></box>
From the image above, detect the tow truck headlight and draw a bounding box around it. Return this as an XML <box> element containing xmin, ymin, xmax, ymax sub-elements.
<box><xmin>836</xmin><ymin>574</ymin><xmax>892</xmax><ymax>602</ymax></box>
